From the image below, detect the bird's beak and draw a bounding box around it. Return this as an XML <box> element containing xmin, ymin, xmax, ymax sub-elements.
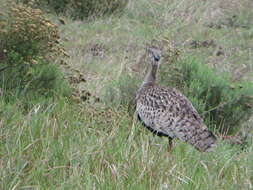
<box><xmin>153</xmin><ymin>54</ymin><xmax>160</xmax><ymax>62</ymax></box>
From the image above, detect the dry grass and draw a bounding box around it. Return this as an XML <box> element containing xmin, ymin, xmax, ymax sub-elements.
<box><xmin>59</xmin><ymin>0</ymin><xmax>253</xmax><ymax>97</ymax></box>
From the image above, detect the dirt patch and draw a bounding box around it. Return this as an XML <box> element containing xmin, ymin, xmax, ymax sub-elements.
<box><xmin>205</xmin><ymin>15</ymin><xmax>251</xmax><ymax>29</ymax></box>
<box><xmin>59</xmin><ymin>59</ymin><xmax>100</xmax><ymax>104</ymax></box>
<box><xmin>80</xmin><ymin>43</ymin><xmax>105</xmax><ymax>58</ymax></box>
<box><xmin>90</xmin><ymin>43</ymin><xmax>105</xmax><ymax>58</ymax></box>
<box><xmin>189</xmin><ymin>39</ymin><xmax>217</xmax><ymax>49</ymax></box>
<box><xmin>72</xmin><ymin>89</ymin><xmax>100</xmax><ymax>104</ymax></box>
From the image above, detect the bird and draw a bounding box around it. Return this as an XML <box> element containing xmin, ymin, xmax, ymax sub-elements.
<box><xmin>135</xmin><ymin>47</ymin><xmax>216</xmax><ymax>152</ymax></box>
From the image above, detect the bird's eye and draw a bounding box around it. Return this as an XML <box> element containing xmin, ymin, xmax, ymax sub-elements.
<box><xmin>154</xmin><ymin>55</ymin><xmax>160</xmax><ymax>61</ymax></box>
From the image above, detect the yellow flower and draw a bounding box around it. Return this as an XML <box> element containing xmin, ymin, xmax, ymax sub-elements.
<box><xmin>31</xmin><ymin>59</ymin><xmax>38</xmax><ymax>65</ymax></box>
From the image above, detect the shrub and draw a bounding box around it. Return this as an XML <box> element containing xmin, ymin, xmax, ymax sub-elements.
<box><xmin>0</xmin><ymin>3</ymin><xmax>69</xmax><ymax>99</ymax></box>
<box><xmin>20</xmin><ymin>0</ymin><xmax>129</xmax><ymax>19</ymax></box>
<box><xmin>159</xmin><ymin>58</ymin><xmax>253</xmax><ymax>134</ymax></box>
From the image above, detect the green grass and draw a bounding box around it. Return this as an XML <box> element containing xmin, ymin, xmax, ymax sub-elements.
<box><xmin>1</xmin><ymin>98</ymin><xmax>253</xmax><ymax>189</ymax></box>
<box><xmin>1</xmin><ymin>0</ymin><xmax>253</xmax><ymax>189</ymax></box>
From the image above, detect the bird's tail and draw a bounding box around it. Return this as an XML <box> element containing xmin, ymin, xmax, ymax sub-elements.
<box><xmin>190</xmin><ymin>128</ymin><xmax>216</xmax><ymax>152</ymax></box>
<box><xmin>176</xmin><ymin>125</ymin><xmax>217</xmax><ymax>152</ymax></box>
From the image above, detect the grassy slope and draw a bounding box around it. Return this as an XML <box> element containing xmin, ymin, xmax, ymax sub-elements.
<box><xmin>1</xmin><ymin>99</ymin><xmax>253</xmax><ymax>189</ymax></box>
<box><xmin>1</xmin><ymin>0</ymin><xmax>253</xmax><ymax>189</ymax></box>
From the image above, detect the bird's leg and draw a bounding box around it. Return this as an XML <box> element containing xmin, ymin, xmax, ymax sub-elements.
<box><xmin>168</xmin><ymin>137</ymin><xmax>173</xmax><ymax>152</ymax></box>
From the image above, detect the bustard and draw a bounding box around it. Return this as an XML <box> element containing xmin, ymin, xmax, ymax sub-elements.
<box><xmin>135</xmin><ymin>47</ymin><xmax>216</xmax><ymax>152</ymax></box>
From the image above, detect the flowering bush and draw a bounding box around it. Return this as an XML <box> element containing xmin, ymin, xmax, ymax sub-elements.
<box><xmin>0</xmin><ymin>3</ymin><xmax>68</xmax><ymax>96</ymax></box>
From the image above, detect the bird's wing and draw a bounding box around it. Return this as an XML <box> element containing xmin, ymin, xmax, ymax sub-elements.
<box><xmin>137</xmin><ymin>85</ymin><xmax>216</xmax><ymax>151</ymax></box>
<box><xmin>136</xmin><ymin>85</ymin><xmax>205</xmax><ymax>137</ymax></box>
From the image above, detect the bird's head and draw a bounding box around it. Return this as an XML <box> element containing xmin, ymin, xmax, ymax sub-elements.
<box><xmin>146</xmin><ymin>47</ymin><xmax>161</xmax><ymax>66</ymax></box>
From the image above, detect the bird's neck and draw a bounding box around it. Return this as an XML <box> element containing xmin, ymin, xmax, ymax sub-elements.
<box><xmin>141</xmin><ymin>64</ymin><xmax>158</xmax><ymax>88</ymax></box>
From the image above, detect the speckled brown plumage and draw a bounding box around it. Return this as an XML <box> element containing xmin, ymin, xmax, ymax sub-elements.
<box><xmin>135</xmin><ymin>47</ymin><xmax>216</xmax><ymax>152</ymax></box>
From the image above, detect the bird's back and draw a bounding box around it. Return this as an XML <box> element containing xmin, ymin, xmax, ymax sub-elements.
<box><xmin>136</xmin><ymin>84</ymin><xmax>216</xmax><ymax>152</ymax></box>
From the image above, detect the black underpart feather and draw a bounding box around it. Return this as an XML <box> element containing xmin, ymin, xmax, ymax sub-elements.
<box><xmin>137</xmin><ymin>114</ymin><xmax>169</xmax><ymax>137</ymax></box>
<box><xmin>207</xmin><ymin>131</ymin><xmax>216</xmax><ymax>140</ymax></box>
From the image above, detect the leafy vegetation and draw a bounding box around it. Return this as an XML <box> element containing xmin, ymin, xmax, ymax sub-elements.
<box><xmin>0</xmin><ymin>2</ymin><xmax>69</xmax><ymax>101</ymax></box>
<box><xmin>21</xmin><ymin>0</ymin><xmax>129</xmax><ymax>19</ymax></box>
